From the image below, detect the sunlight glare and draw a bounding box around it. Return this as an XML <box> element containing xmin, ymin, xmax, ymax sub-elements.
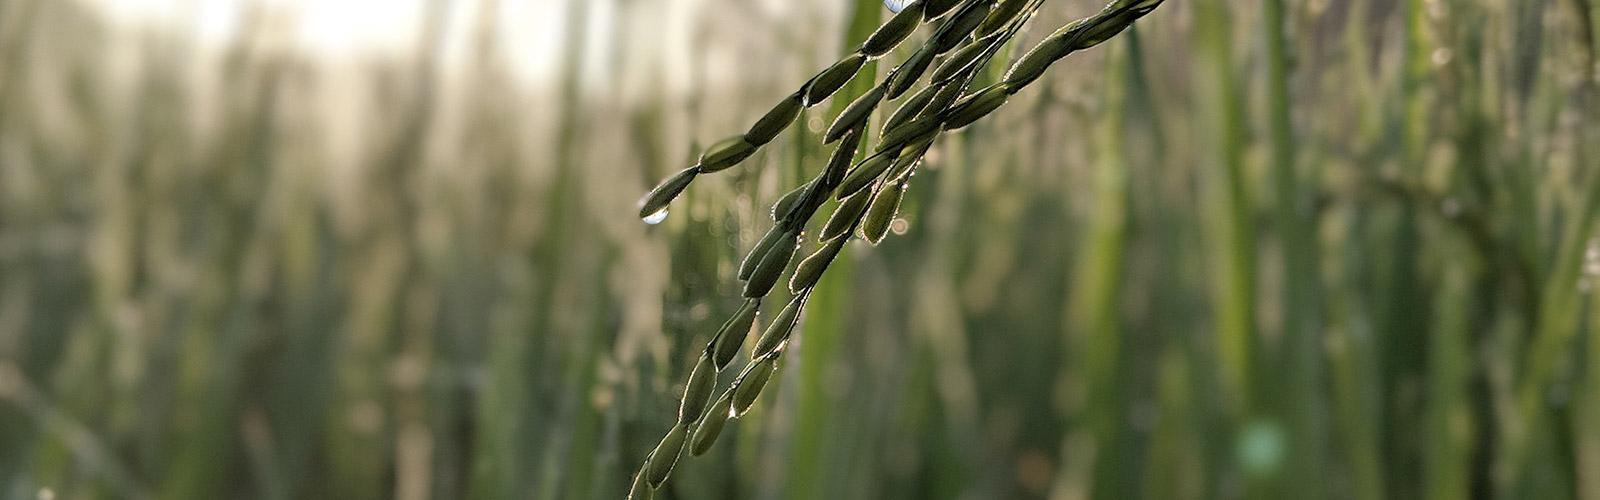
<box><xmin>90</xmin><ymin>0</ymin><xmax>565</xmax><ymax>83</ymax></box>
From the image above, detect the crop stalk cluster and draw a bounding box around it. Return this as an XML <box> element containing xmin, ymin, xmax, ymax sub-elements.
<box><xmin>630</xmin><ymin>0</ymin><xmax>1164</xmax><ymax>496</ymax></box>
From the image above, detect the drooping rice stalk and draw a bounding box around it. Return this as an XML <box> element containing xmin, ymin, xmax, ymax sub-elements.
<box><xmin>630</xmin><ymin>0</ymin><xmax>1167</xmax><ymax>494</ymax></box>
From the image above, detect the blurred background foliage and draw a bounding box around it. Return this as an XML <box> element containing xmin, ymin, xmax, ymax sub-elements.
<box><xmin>1</xmin><ymin>0</ymin><xmax>1598</xmax><ymax>499</ymax></box>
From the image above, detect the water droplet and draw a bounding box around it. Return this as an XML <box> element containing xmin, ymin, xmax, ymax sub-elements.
<box><xmin>885</xmin><ymin>0</ymin><xmax>911</xmax><ymax>13</ymax></box>
<box><xmin>643</xmin><ymin>208</ymin><xmax>669</xmax><ymax>225</ymax></box>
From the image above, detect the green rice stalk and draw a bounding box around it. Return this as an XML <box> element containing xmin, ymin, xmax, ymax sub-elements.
<box><xmin>1193</xmin><ymin>0</ymin><xmax>1256</xmax><ymax>407</ymax></box>
<box><xmin>630</xmin><ymin>0</ymin><xmax>1166</xmax><ymax>492</ymax></box>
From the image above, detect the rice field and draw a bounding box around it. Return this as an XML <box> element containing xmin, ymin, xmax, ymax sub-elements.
<box><xmin>0</xmin><ymin>0</ymin><xmax>1597</xmax><ymax>499</ymax></box>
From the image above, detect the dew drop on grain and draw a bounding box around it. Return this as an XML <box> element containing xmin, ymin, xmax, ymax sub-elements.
<box><xmin>643</xmin><ymin>208</ymin><xmax>669</xmax><ymax>225</ymax></box>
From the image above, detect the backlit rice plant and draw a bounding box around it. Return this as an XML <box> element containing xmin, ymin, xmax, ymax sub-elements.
<box><xmin>629</xmin><ymin>0</ymin><xmax>1166</xmax><ymax>496</ymax></box>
